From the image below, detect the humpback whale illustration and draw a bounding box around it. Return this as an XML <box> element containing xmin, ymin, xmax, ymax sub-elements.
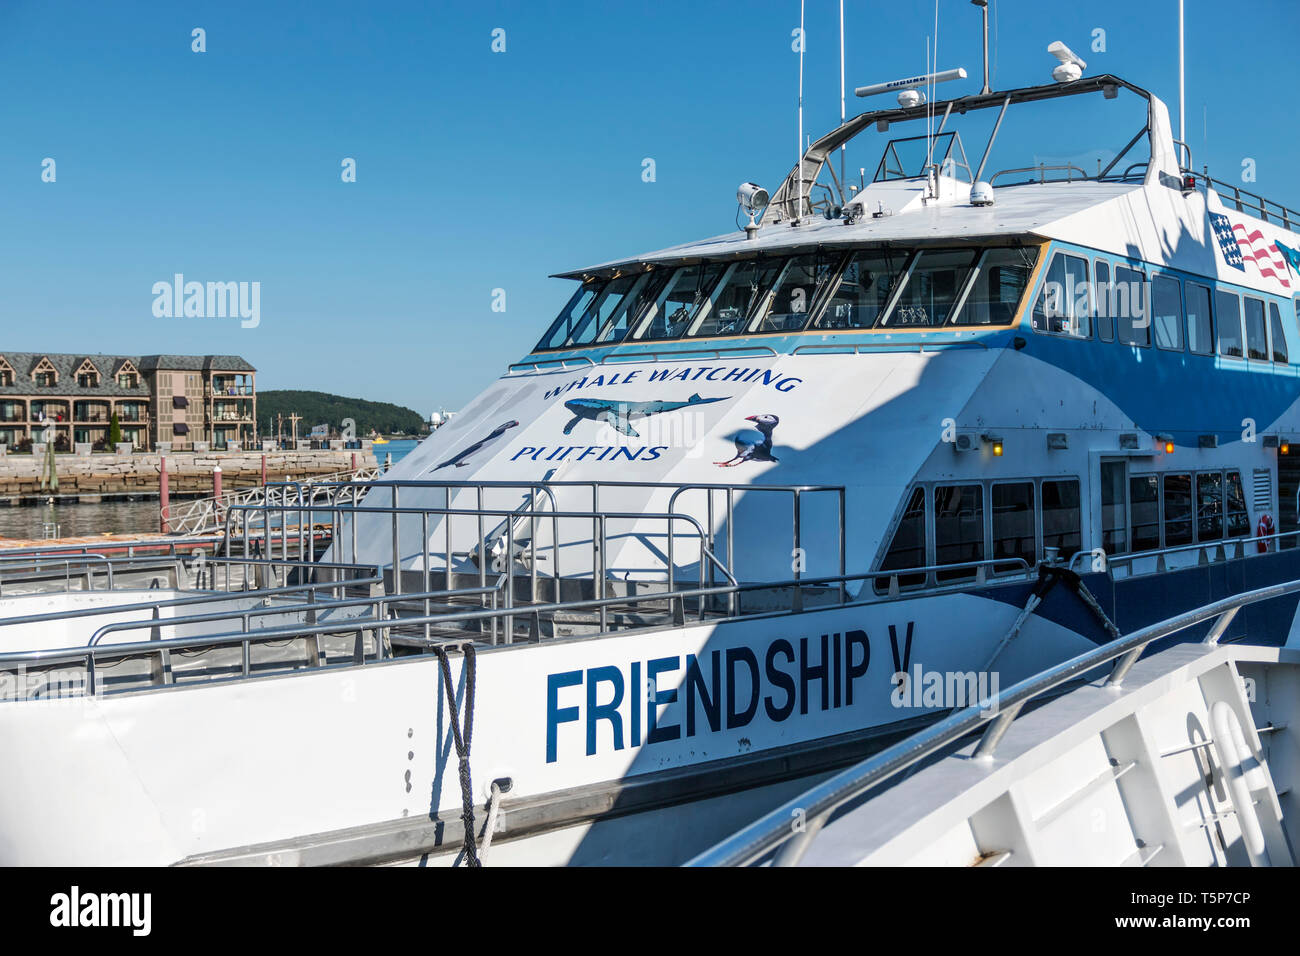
<box><xmin>562</xmin><ymin>393</ymin><xmax>727</xmax><ymax>437</ymax></box>
<box><xmin>715</xmin><ymin>414</ymin><xmax>779</xmax><ymax>467</ymax></box>
<box><xmin>432</xmin><ymin>420</ymin><xmax>518</xmax><ymax>471</ymax></box>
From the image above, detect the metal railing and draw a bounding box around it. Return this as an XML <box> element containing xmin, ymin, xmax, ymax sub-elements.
<box><xmin>686</xmin><ymin>575</ymin><xmax>1300</xmax><ymax>867</ymax></box>
<box><xmin>1067</xmin><ymin>526</ymin><xmax>1300</xmax><ymax>576</ymax></box>
<box><xmin>166</xmin><ymin>466</ymin><xmax>381</xmax><ymax>536</ymax></box>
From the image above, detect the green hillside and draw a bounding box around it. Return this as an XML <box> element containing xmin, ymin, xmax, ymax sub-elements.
<box><xmin>258</xmin><ymin>390</ymin><xmax>427</xmax><ymax>437</ymax></box>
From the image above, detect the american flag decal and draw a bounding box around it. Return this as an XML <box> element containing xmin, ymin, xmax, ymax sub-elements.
<box><xmin>1211</xmin><ymin>212</ymin><xmax>1291</xmax><ymax>288</ymax></box>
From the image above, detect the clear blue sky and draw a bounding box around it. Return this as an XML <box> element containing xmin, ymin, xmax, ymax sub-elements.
<box><xmin>1</xmin><ymin>0</ymin><xmax>1295</xmax><ymax>416</ymax></box>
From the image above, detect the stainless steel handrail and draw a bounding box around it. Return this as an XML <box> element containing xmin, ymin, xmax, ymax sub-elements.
<box><xmin>686</xmin><ymin>575</ymin><xmax>1300</xmax><ymax>867</ymax></box>
<box><xmin>1067</xmin><ymin>526</ymin><xmax>1300</xmax><ymax>574</ymax></box>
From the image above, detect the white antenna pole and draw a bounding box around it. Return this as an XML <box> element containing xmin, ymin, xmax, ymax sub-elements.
<box><xmin>839</xmin><ymin>0</ymin><xmax>846</xmax><ymax>190</ymax></box>
<box><xmin>798</xmin><ymin>0</ymin><xmax>805</xmax><ymax>221</ymax></box>
<box><xmin>1178</xmin><ymin>0</ymin><xmax>1186</xmax><ymax>152</ymax></box>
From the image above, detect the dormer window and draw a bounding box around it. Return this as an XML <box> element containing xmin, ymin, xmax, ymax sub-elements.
<box><xmin>0</xmin><ymin>371</ymin><xmax>11</xmax><ymax>387</ymax></box>
<box><xmin>74</xmin><ymin>359</ymin><xmax>100</xmax><ymax>388</ymax></box>
<box><xmin>31</xmin><ymin>357</ymin><xmax>58</xmax><ymax>388</ymax></box>
<box><xmin>117</xmin><ymin>373</ymin><xmax>137</xmax><ymax>388</ymax></box>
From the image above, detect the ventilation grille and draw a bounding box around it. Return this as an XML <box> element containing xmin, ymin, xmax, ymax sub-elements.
<box><xmin>1253</xmin><ymin>468</ymin><xmax>1273</xmax><ymax>512</ymax></box>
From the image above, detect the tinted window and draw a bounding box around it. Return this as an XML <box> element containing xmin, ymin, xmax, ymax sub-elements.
<box><xmin>951</xmin><ymin>247</ymin><xmax>1035</xmax><ymax>326</ymax></box>
<box><xmin>1226</xmin><ymin>471</ymin><xmax>1250</xmax><ymax>537</ymax></box>
<box><xmin>686</xmin><ymin>259</ymin><xmax>783</xmax><ymax>338</ymax></box>
<box><xmin>1196</xmin><ymin>471</ymin><xmax>1223</xmax><ymax>541</ymax></box>
<box><xmin>753</xmin><ymin>253</ymin><xmax>839</xmax><ymax>333</ymax></box>
<box><xmin>1215</xmin><ymin>290</ymin><xmax>1243</xmax><ymax>357</ymax></box>
<box><xmin>991</xmin><ymin>482</ymin><xmax>1035</xmax><ymax>568</ymax></box>
<box><xmin>536</xmin><ymin>279</ymin><xmax>606</xmax><ymax>350</ymax></box>
<box><xmin>1094</xmin><ymin>260</ymin><xmax>1115</xmax><ymax>342</ymax></box>
<box><xmin>1130</xmin><ymin>474</ymin><xmax>1160</xmax><ymax>551</ymax></box>
<box><xmin>877</xmin><ymin>487</ymin><xmax>927</xmax><ymax>591</ymax></box>
<box><xmin>596</xmin><ymin>271</ymin><xmax>666</xmax><ymax>343</ymax></box>
<box><xmin>1042</xmin><ymin>479</ymin><xmax>1081</xmax><ymax>560</ymax></box>
<box><xmin>1186</xmin><ymin>283</ymin><xmax>1213</xmax><ymax>355</ymax></box>
<box><xmin>1269</xmin><ymin>302</ymin><xmax>1289</xmax><ymax>363</ymax></box>
<box><xmin>635</xmin><ymin>263</ymin><xmax>729</xmax><ymax>341</ymax></box>
<box><xmin>1101</xmin><ymin>460</ymin><xmax>1127</xmax><ymax>554</ymax></box>
<box><xmin>1163</xmin><ymin>473</ymin><xmax>1193</xmax><ymax>546</ymax></box>
<box><xmin>1152</xmin><ymin>276</ymin><xmax>1183</xmax><ymax>351</ymax></box>
<box><xmin>1244</xmin><ymin>297</ymin><xmax>1268</xmax><ymax>360</ymax></box>
<box><xmin>1114</xmin><ymin>266</ymin><xmax>1149</xmax><ymax>346</ymax></box>
<box><xmin>817</xmin><ymin>248</ymin><xmax>910</xmax><ymax>330</ymax></box>
<box><xmin>934</xmin><ymin>484</ymin><xmax>984</xmax><ymax>581</ymax></box>
<box><xmin>1032</xmin><ymin>253</ymin><xmax>1091</xmax><ymax>337</ymax></box>
<box><xmin>884</xmin><ymin>249</ymin><xmax>979</xmax><ymax>328</ymax></box>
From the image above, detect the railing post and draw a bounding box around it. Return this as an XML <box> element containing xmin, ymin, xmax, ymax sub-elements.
<box><xmin>159</xmin><ymin>455</ymin><xmax>170</xmax><ymax>534</ymax></box>
<box><xmin>973</xmin><ymin>700</ymin><xmax>1024</xmax><ymax>760</ymax></box>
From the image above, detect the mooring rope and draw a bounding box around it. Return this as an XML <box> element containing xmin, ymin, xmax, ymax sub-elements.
<box><xmin>432</xmin><ymin>643</ymin><xmax>479</xmax><ymax>867</ymax></box>
<box><xmin>984</xmin><ymin>564</ymin><xmax>1121</xmax><ymax>671</ymax></box>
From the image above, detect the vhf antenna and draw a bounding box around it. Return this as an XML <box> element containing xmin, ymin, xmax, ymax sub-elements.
<box><xmin>971</xmin><ymin>0</ymin><xmax>991</xmax><ymax>95</ymax></box>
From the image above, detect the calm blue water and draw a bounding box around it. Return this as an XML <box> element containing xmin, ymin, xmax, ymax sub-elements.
<box><xmin>376</xmin><ymin>438</ymin><xmax>419</xmax><ymax>467</ymax></box>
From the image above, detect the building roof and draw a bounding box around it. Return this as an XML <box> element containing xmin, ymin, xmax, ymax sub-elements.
<box><xmin>0</xmin><ymin>352</ymin><xmax>255</xmax><ymax>398</ymax></box>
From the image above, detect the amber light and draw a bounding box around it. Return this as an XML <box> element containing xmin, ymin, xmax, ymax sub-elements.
<box><xmin>1283</xmin><ymin>443</ymin><xmax>1291</xmax><ymax>456</ymax></box>
<box><xmin>1165</xmin><ymin>441</ymin><xmax>1175</xmax><ymax>454</ymax></box>
<box><xmin>992</xmin><ymin>441</ymin><xmax>1003</xmax><ymax>457</ymax></box>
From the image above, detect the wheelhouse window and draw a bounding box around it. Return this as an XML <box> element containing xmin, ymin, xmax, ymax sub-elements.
<box><xmin>750</xmin><ymin>252</ymin><xmax>840</xmax><ymax>334</ymax></box>
<box><xmin>1269</xmin><ymin>303</ymin><xmax>1289</xmax><ymax>363</ymax></box>
<box><xmin>595</xmin><ymin>271</ymin><xmax>665</xmax><ymax>344</ymax></box>
<box><xmin>883</xmin><ymin>248</ymin><xmax>979</xmax><ymax>328</ymax></box>
<box><xmin>1215</xmin><ymin>290</ymin><xmax>1244</xmax><ymax>357</ymax></box>
<box><xmin>1094</xmin><ymin>260</ymin><xmax>1115</xmax><ymax>342</ymax></box>
<box><xmin>1032</xmin><ymin>252</ymin><xmax>1090</xmax><ymax>337</ymax></box>
<box><xmin>950</xmin><ymin>247</ymin><xmax>1035</xmax><ymax>326</ymax></box>
<box><xmin>1244</xmin><ymin>297</ymin><xmax>1268</xmax><ymax>360</ymax></box>
<box><xmin>816</xmin><ymin>248</ymin><xmax>909</xmax><ymax>330</ymax></box>
<box><xmin>933</xmin><ymin>483</ymin><xmax>984</xmax><ymax>581</ymax></box>
<box><xmin>1151</xmin><ymin>275</ymin><xmax>1183</xmax><ymax>351</ymax></box>
<box><xmin>1114</xmin><ymin>265</ymin><xmax>1148</xmax><ymax>346</ymax></box>
<box><xmin>1186</xmin><ymin>282</ymin><xmax>1214</xmax><ymax>355</ymax></box>
<box><xmin>686</xmin><ymin>258</ymin><xmax>783</xmax><ymax>338</ymax></box>
<box><xmin>634</xmin><ymin>262</ymin><xmax>729</xmax><ymax>341</ymax></box>
<box><xmin>535</xmin><ymin>278</ymin><xmax>607</xmax><ymax>351</ymax></box>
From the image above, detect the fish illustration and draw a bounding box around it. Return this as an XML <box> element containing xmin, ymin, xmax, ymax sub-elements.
<box><xmin>562</xmin><ymin>393</ymin><xmax>727</xmax><ymax>437</ymax></box>
<box><xmin>432</xmin><ymin>420</ymin><xmax>518</xmax><ymax>471</ymax></box>
<box><xmin>715</xmin><ymin>414</ymin><xmax>779</xmax><ymax>467</ymax></box>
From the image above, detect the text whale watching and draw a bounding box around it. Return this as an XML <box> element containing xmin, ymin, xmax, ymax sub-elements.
<box><xmin>6</xmin><ymin>3</ymin><xmax>1300</xmax><ymax>877</ymax></box>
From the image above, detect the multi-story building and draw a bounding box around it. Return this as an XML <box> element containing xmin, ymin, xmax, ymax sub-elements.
<box><xmin>0</xmin><ymin>352</ymin><xmax>256</xmax><ymax>451</ymax></box>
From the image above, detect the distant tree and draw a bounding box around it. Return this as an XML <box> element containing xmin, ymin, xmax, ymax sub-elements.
<box><xmin>257</xmin><ymin>390</ymin><xmax>427</xmax><ymax>437</ymax></box>
<box><xmin>107</xmin><ymin>411</ymin><xmax>122</xmax><ymax>446</ymax></box>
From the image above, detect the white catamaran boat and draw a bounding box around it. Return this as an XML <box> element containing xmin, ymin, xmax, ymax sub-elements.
<box><xmin>5</xmin><ymin>23</ymin><xmax>1300</xmax><ymax>867</ymax></box>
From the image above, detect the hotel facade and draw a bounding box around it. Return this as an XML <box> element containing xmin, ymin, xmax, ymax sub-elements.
<box><xmin>0</xmin><ymin>352</ymin><xmax>256</xmax><ymax>452</ymax></box>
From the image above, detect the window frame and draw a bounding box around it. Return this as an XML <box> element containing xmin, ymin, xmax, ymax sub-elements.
<box><xmin>1185</xmin><ymin>281</ymin><xmax>1215</xmax><ymax>356</ymax></box>
<box><xmin>1243</xmin><ymin>295</ymin><xmax>1269</xmax><ymax>362</ymax></box>
<box><xmin>1150</xmin><ymin>273</ymin><xmax>1185</xmax><ymax>353</ymax></box>
<box><xmin>1215</xmin><ymin>288</ymin><xmax>1245</xmax><ymax>359</ymax></box>
<box><xmin>1032</xmin><ymin>251</ymin><xmax>1093</xmax><ymax>339</ymax></box>
<box><xmin>1093</xmin><ymin>258</ymin><xmax>1115</xmax><ymax>343</ymax></box>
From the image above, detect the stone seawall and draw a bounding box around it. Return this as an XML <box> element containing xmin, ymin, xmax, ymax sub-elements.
<box><xmin>0</xmin><ymin>450</ymin><xmax>379</xmax><ymax>502</ymax></box>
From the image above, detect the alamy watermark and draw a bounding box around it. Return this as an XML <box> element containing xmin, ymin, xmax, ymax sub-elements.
<box><xmin>152</xmin><ymin>273</ymin><xmax>260</xmax><ymax>328</ymax></box>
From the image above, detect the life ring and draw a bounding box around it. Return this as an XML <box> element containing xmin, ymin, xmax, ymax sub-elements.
<box><xmin>1257</xmin><ymin>513</ymin><xmax>1275</xmax><ymax>552</ymax></box>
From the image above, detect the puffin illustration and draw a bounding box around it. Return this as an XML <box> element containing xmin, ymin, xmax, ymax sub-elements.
<box><xmin>432</xmin><ymin>420</ymin><xmax>518</xmax><ymax>471</ymax></box>
<box><xmin>715</xmin><ymin>414</ymin><xmax>780</xmax><ymax>467</ymax></box>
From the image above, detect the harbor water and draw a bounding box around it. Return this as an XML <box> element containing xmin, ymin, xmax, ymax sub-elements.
<box><xmin>0</xmin><ymin>439</ymin><xmax>420</xmax><ymax>542</ymax></box>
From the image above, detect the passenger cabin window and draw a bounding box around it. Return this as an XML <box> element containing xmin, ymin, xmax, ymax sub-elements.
<box><xmin>1114</xmin><ymin>265</ymin><xmax>1148</xmax><ymax>346</ymax></box>
<box><xmin>949</xmin><ymin>247</ymin><xmax>1035</xmax><ymax>326</ymax></box>
<box><xmin>1215</xmin><ymin>290</ymin><xmax>1244</xmax><ymax>357</ymax></box>
<box><xmin>877</xmin><ymin>488</ymin><xmax>926</xmax><ymax>591</ymax></box>
<box><xmin>1041</xmin><ymin>479</ymin><xmax>1081</xmax><ymax>560</ymax></box>
<box><xmin>1033</xmin><ymin>252</ymin><xmax>1090</xmax><ymax>337</ymax></box>
<box><xmin>1163</xmin><ymin>474</ymin><xmax>1193</xmax><ymax>546</ymax></box>
<box><xmin>1226</xmin><ymin>471</ymin><xmax>1250</xmax><ymax>537</ymax></box>
<box><xmin>1197</xmin><ymin>472</ymin><xmax>1223</xmax><ymax>541</ymax></box>
<box><xmin>1186</xmin><ymin>283</ymin><xmax>1214</xmax><ymax>355</ymax></box>
<box><xmin>933</xmin><ymin>484</ymin><xmax>984</xmax><ymax>581</ymax></box>
<box><xmin>751</xmin><ymin>253</ymin><xmax>838</xmax><ymax>334</ymax></box>
<box><xmin>1152</xmin><ymin>276</ymin><xmax>1183</xmax><ymax>351</ymax></box>
<box><xmin>1269</xmin><ymin>303</ymin><xmax>1289</xmax><ymax>363</ymax></box>
<box><xmin>883</xmin><ymin>248</ymin><xmax>979</xmax><ymax>328</ymax></box>
<box><xmin>816</xmin><ymin>248</ymin><xmax>908</xmax><ymax>330</ymax></box>
<box><xmin>991</xmin><ymin>482</ymin><xmax>1036</xmax><ymax>567</ymax></box>
<box><xmin>1130</xmin><ymin>475</ymin><xmax>1160</xmax><ymax>552</ymax></box>
<box><xmin>1094</xmin><ymin>260</ymin><xmax>1115</xmax><ymax>342</ymax></box>
<box><xmin>1101</xmin><ymin>461</ymin><xmax>1127</xmax><ymax>554</ymax></box>
<box><xmin>634</xmin><ymin>262</ymin><xmax>729</xmax><ymax>341</ymax></box>
<box><xmin>1244</xmin><ymin>297</ymin><xmax>1268</xmax><ymax>360</ymax></box>
<box><xmin>687</xmin><ymin>259</ymin><xmax>783</xmax><ymax>338</ymax></box>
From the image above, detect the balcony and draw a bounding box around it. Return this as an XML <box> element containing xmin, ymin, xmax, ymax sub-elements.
<box><xmin>210</xmin><ymin>384</ymin><xmax>254</xmax><ymax>397</ymax></box>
